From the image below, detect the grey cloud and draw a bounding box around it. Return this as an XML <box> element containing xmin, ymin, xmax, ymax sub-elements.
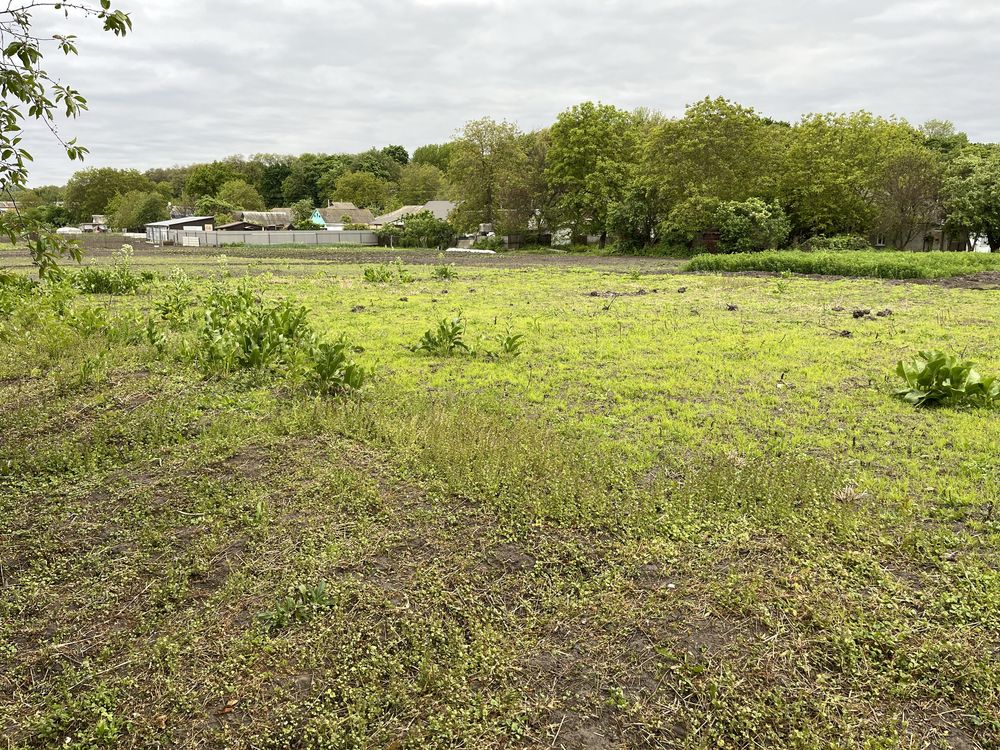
<box><xmin>19</xmin><ymin>0</ymin><xmax>1000</xmax><ymax>185</ymax></box>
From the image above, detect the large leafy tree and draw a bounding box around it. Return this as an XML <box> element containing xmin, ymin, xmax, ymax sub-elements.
<box><xmin>332</xmin><ymin>171</ymin><xmax>393</xmax><ymax>212</ymax></box>
<box><xmin>107</xmin><ymin>189</ymin><xmax>168</xmax><ymax>231</ymax></box>
<box><xmin>398</xmin><ymin>162</ymin><xmax>444</xmax><ymax>205</ymax></box>
<box><xmin>448</xmin><ymin>117</ymin><xmax>527</xmax><ymax>234</ymax></box>
<box><xmin>780</xmin><ymin>112</ymin><xmax>920</xmax><ymax>237</ymax></box>
<box><xmin>64</xmin><ymin>167</ymin><xmax>151</xmax><ymax>222</ymax></box>
<box><xmin>875</xmin><ymin>146</ymin><xmax>944</xmax><ymax>249</ymax></box>
<box><xmin>643</xmin><ymin>97</ymin><xmax>785</xmax><ymax>243</ymax></box>
<box><xmin>1</xmin><ymin>1</ymin><xmax>131</xmax><ymax>276</ymax></box>
<box><xmin>412</xmin><ymin>142</ymin><xmax>455</xmax><ymax>173</ymax></box>
<box><xmin>216</xmin><ymin>179</ymin><xmax>265</xmax><ymax>211</ymax></box>
<box><xmin>546</xmin><ymin>102</ymin><xmax>638</xmax><ymax>246</ymax></box>
<box><xmin>943</xmin><ymin>145</ymin><xmax>1000</xmax><ymax>251</ymax></box>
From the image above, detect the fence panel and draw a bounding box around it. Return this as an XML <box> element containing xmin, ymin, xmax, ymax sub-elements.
<box><xmin>160</xmin><ymin>230</ymin><xmax>378</xmax><ymax>247</ymax></box>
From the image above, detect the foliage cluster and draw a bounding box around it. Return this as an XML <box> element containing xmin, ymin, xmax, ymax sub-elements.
<box><xmin>895</xmin><ymin>351</ymin><xmax>1000</xmax><ymax>408</ymax></box>
<box><xmin>685</xmin><ymin>249</ymin><xmax>1000</xmax><ymax>279</ymax></box>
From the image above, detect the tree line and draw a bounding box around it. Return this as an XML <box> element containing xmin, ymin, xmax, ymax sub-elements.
<box><xmin>14</xmin><ymin>98</ymin><xmax>1000</xmax><ymax>251</ymax></box>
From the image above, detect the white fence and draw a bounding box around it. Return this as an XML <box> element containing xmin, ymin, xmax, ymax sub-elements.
<box><xmin>152</xmin><ymin>229</ymin><xmax>379</xmax><ymax>247</ymax></box>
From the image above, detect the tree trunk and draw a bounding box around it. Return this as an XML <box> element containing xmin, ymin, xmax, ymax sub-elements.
<box><xmin>599</xmin><ymin>230</ymin><xmax>607</xmax><ymax>249</ymax></box>
<box><xmin>988</xmin><ymin>232</ymin><xmax>999</xmax><ymax>253</ymax></box>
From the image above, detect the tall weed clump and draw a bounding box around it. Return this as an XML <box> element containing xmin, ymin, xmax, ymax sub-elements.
<box><xmin>73</xmin><ymin>244</ymin><xmax>142</xmax><ymax>294</ymax></box>
<box><xmin>191</xmin><ymin>281</ymin><xmax>368</xmax><ymax>395</ymax></box>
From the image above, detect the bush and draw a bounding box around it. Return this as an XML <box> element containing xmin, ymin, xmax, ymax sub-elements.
<box><xmin>378</xmin><ymin>211</ymin><xmax>454</xmax><ymax>249</ymax></box>
<box><xmin>714</xmin><ymin>199</ymin><xmax>791</xmax><ymax>253</ymax></box>
<box><xmin>684</xmin><ymin>250</ymin><xmax>1000</xmax><ymax>280</ymax></box>
<box><xmin>802</xmin><ymin>234</ymin><xmax>873</xmax><ymax>252</ymax></box>
<box><xmin>894</xmin><ymin>351</ymin><xmax>999</xmax><ymax>408</ymax></box>
<box><xmin>472</xmin><ymin>236</ymin><xmax>505</xmax><ymax>252</ymax></box>
<box><xmin>73</xmin><ymin>244</ymin><xmax>140</xmax><ymax>295</ymax></box>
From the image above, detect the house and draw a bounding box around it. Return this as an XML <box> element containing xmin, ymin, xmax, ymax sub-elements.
<box><xmin>0</xmin><ymin>201</ymin><xmax>17</xmax><ymax>213</ymax></box>
<box><xmin>311</xmin><ymin>202</ymin><xmax>375</xmax><ymax>230</ymax></box>
<box><xmin>371</xmin><ymin>200</ymin><xmax>456</xmax><ymax>228</ymax></box>
<box><xmin>145</xmin><ymin>216</ymin><xmax>215</xmax><ymax>243</ymax></box>
<box><xmin>873</xmin><ymin>227</ymin><xmax>971</xmax><ymax>252</ymax></box>
<box><xmin>218</xmin><ymin>210</ymin><xmax>293</xmax><ymax>231</ymax></box>
<box><xmin>81</xmin><ymin>215</ymin><xmax>108</xmax><ymax>232</ymax></box>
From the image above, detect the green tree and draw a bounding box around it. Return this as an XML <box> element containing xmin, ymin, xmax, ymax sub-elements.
<box><xmin>546</xmin><ymin>102</ymin><xmax>638</xmax><ymax>246</ymax></box>
<box><xmin>184</xmin><ymin>161</ymin><xmax>238</xmax><ymax>199</ymax></box>
<box><xmin>352</xmin><ymin>149</ymin><xmax>403</xmax><ymax>182</ymax></box>
<box><xmin>333</xmin><ymin>171</ymin><xmax>393</xmax><ymax>211</ymax></box>
<box><xmin>943</xmin><ymin>145</ymin><xmax>1000</xmax><ymax>251</ymax></box>
<box><xmin>315</xmin><ymin>155</ymin><xmax>356</xmax><ymax>201</ymax></box>
<box><xmin>64</xmin><ymin>167</ymin><xmax>152</xmax><ymax>222</ymax></box>
<box><xmin>412</xmin><ymin>143</ymin><xmax>455</xmax><ymax>172</ymax></box>
<box><xmin>398</xmin><ymin>163</ymin><xmax>444</xmax><ymax>204</ymax></box>
<box><xmin>644</xmin><ymin>97</ymin><xmax>785</xmax><ymax>244</ymax></box>
<box><xmin>1</xmin><ymin>2</ymin><xmax>131</xmax><ymax>273</ymax></box>
<box><xmin>216</xmin><ymin>179</ymin><xmax>265</xmax><ymax>211</ymax></box>
<box><xmin>382</xmin><ymin>145</ymin><xmax>409</xmax><ymax>166</ymax></box>
<box><xmin>107</xmin><ymin>190</ymin><xmax>168</xmax><ymax>231</ymax></box>
<box><xmin>780</xmin><ymin>112</ymin><xmax>920</xmax><ymax>237</ymax></box>
<box><xmin>876</xmin><ymin>146</ymin><xmax>944</xmax><ymax>249</ymax></box>
<box><xmin>290</xmin><ymin>199</ymin><xmax>317</xmax><ymax>229</ymax></box>
<box><xmin>448</xmin><ymin>117</ymin><xmax>527</xmax><ymax>234</ymax></box>
<box><xmin>399</xmin><ymin>210</ymin><xmax>454</xmax><ymax>248</ymax></box>
<box><xmin>714</xmin><ymin>199</ymin><xmax>791</xmax><ymax>253</ymax></box>
<box><xmin>256</xmin><ymin>159</ymin><xmax>293</xmax><ymax>207</ymax></box>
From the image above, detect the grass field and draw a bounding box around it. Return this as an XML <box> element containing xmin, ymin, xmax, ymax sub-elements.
<box><xmin>685</xmin><ymin>250</ymin><xmax>1000</xmax><ymax>280</ymax></box>
<box><xmin>1</xmin><ymin>248</ymin><xmax>998</xmax><ymax>749</ymax></box>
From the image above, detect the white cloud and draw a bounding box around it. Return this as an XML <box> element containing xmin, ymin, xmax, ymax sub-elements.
<box><xmin>18</xmin><ymin>0</ymin><xmax>1000</xmax><ymax>185</ymax></box>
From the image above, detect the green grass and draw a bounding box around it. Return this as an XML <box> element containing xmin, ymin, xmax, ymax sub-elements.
<box><xmin>1</xmin><ymin>255</ymin><xmax>998</xmax><ymax>748</ymax></box>
<box><xmin>685</xmin><ymin>249</ymin><xmax>1000</xmax><ymax>279</ymax></box>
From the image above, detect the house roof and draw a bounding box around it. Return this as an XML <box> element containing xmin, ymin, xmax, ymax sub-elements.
<box><xmin>237</xmin><ymin>210</ymin><xmax>292</xmax><ymax>228</ymax></box>
<box><xmin>145</xmin><ymin>216</ymin><xmax>215</xmax><ymax>228</ymax></box>
<box><xmin>422</xmin><ymin>201</ymin><xmax>457</xmax><ymax>221</ymax></box>
<box><xmin>316</xmin><ymin>203</ymin><xmax>375</xmax><ymax>225</ymax></box>
<box><xmin>371</xmin><ymin>205</ymin><xmax>423</xmax><ymax>225</ymax></box>
<box><xmin>373</xmin><ymin>201</ymin><xmax>456</xmax><ymax>225</ymax></box>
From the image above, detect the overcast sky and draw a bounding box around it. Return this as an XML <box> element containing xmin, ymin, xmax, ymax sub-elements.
<box><xmin>21</xmin><ymin>0</ymin><xmax>1000</xmax><ymax>186</ymax></box>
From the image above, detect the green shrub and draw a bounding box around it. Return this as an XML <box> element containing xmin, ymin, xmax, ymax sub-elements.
<box><xmin>72</xmin><ymin>244</ymin><xmax>140</xmax><ymax>295</ymax></box>
<box><xmin>894</xmin><ymin>351</ymin><xmax>999</xmax><ymax>408</ymax></box>
<box><xmin>684</xmin><ymin>250</ymin><xmax>1000</xmax><ymax>279</ymax></box>
<box><xmin>196</xmin><ymin>284</ymin><xmax>311</xmax><ymax>373</ymax></box>
<box><xmin>802</xmin><ymin>234</ymin><xmax>873</xmax><ymax>252</ymax></box>
<box><xmin>472</xmin><ymin>236</ymin><xmax>505</xmax><ymax>252</ymax></box>
<box><xmin>409</xmin><ymin>317</ymin><xmax>470</xmax><ymax>356</ymax></box>
<box><xmin>714</xmin><ymin>198</ymin><xmax>791</xmax><ymax>253</ymax></box>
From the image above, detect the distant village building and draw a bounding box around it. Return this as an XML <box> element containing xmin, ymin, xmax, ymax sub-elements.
<box><xmin>371</xmin><ymin>200</ymin><xmax>456</xmax><ymax>228</ymax></box>
<box><xmin>145</xmin><ymin>216</ymin><xmax>215</xmax><ymax>243</ymax></box>
<box><xmin>81</xmin><ymin>215</ymin><xmax>109</xmax><ymax>232</ymax></box>
<box><xmin>311</xmin><ymin>202</ymin><xmax>375</xmax><ymax>230</ymax></box>
<box><xmin>0</xmin><ymin>201</ymin><xmax>17</xmax><ymax>214</ymax></box>
<box><xmin>218</xmin><ymin>210</ymin><xmax>293</xmax><ymax>231</ymax></box>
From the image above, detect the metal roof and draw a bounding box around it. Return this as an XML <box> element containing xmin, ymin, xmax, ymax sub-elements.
<box><xmin>145</xmin><ymin>216</ymin><xmax>215</xmax><ymax>227</ymax></box>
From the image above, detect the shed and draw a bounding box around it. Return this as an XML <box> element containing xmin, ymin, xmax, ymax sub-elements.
<box><xmin>227</xmin><ymin>210</ymin><xmax>293</xmax><ymax>230</ymax></box>
<box><xmin>145</xmin><ymin>216</ymin><xmax>215</xmax><ymax>244</ymax></box>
